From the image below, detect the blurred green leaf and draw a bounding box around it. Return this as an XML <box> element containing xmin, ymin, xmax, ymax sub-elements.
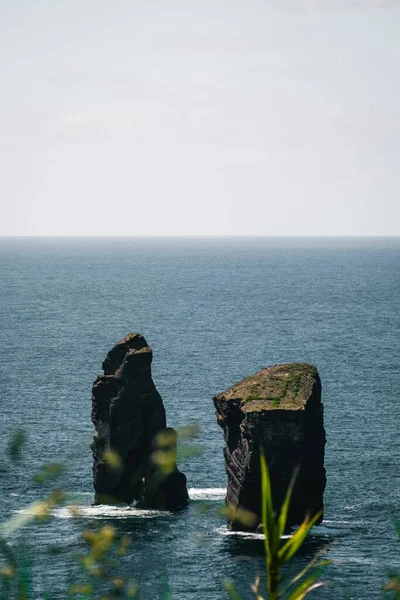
<box><xmin>250</xmin><ymin>575</ymin><xmax>264</xmax><ymax>600</ymax></box>
<box><xmin>103</xmin><ymin>449</ymin><xmax>122</xmax><ymax>472</ymax></box>
<box><xmin>176</xmin><ymin>423</ymin><xmax>201</xmax><ymax>440</ymax></box>
<box><xmin>159</xmin><ymin>573</ymin><xmax>171</xmax><ymax>600</ymax></box>
<box><xmin>224</xmin><ymin>581</ymin><xmax>242</xmax><ymax>600</ymax></box>
<box><xmin>177</xmin><ymin>445</ymin><xmax>204</xmax><ymax>462</ymax></box>
<box><xmin>0</xmin><ymin>490</ymin><xmax>66</xmax><ymax>537</ymax></box>
<box><xmin>8</xmin><ymin>431</ymin><xmax>26</xmax><ymax>462</ymax></box>
<box><xmin>260</xmin><ymin>451</ymin><xmax>279</xmax><ymax>559</ymax></box>
<box><xmin>384</xmin><ymin>576</ymin><xmax>400</xmax><ymax>599</ymax></box>
<box><xmin>286</xmin><ymin>575</ymin><xmax>325</xmax><ymax>600</ymax></box>
<box><xmin>221</xmin><ymin>504</ymin><xmax>258</xmax><ymax>529</ymax></box>
<box><xmin>280</xmin><ymin>550</ymin><xmax>330</xmax><ymax>596</ymax></box>
<box><xmin>33</xmin><ymin>463</ymin><xmax>64</xmax><ymax>485</ymax></box>
<box><xmin>17</xmin><ymin>560</ymin><xmax>32</xmax><ymax>600</ymax></box>
<box><xmin>278</xmin><ymin>511</ymin><xmax>322</xmax><ymax>564</ymax></box>
<box><xmin>278</xmin><ymin>467</ymin><xmax>299</xmax><ymax>540</ymax></box>
<box><xmin>395</xmin><ymin>519</ymin><xmax>400</xmax><ymax>538</ymax></box>
<box><xmin>258</xmin><ymin>451</ymin><xmax>327</xmax><ymax>599</ymax></box>
<box><xmin>0</xmin><ymin>505</ymin><xmax>39</xmax><ymax>538</ymax></box>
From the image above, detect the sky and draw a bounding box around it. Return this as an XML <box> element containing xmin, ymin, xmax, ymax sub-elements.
<box><xmin>0</xmin><ymin>0</ymin><xmax>399</xmax><ymax>236</ymax></box>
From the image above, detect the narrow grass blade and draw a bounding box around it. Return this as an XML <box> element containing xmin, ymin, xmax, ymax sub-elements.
<box><xmin>250</xmin><ymin>575</ymin><xmax>265</xmax><ymax>599</ymax></box>
<box><xmin>159</xmin><ymin>573</ymin><xmax>171</xmax><ymax>600</ymax></box>
<box><xmin>277</xmin><ymin>467</ymin><xmax>299</xmax><ymax>539</ymax></box>
<box><xmin>224</xmin><ymin>581</ymin><xmax>242</xmax><ymax>600</ymax></box>
<box><xmin>279</xmin><ymin>548</ymin><xmax>330</xmax><ymax>596</ymax></box>
<box><xmin>8</xmin><ymin>431</ymin><xmax>26</xmax><ymax>462</ymax></box>
<box><xmin>278</xmin><ymin>511</ymin><xmax>322</xmax><ymax>563</ymax></box>
<box><xmin>383</xmin><ymin>576</ymin><xmax>400</xmax><ymax>598</ymax></box>
<box><xmin>0</xmin><ymin>539</ymin><xmax>17</xmax><ymax>570</ymax></box>
<box><xmin>260</xmin><ymin>451</ymin><xmax>278</xmax><ymax>556</ymax></box>
<box><xmin>17</xmin><ymin>561</ymin><xmax>31</xmax><ymax>600</ymax></box>
<box><xmin>286</xmin><ymin>576</ymin><xmax>325</xmax><ymax>600</ymax></box>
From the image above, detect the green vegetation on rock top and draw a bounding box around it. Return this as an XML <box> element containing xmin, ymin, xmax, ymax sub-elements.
<box><xmin>215</xmin><ymin>363</ymin><xmax>318</xmax><ymax>411</ymax></box>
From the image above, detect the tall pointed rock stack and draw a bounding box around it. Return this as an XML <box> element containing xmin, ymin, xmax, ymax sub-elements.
<box><xmin>91</xmin><ymin>333</ymin><xmax>188</xmax><ymax>510</ymax></box>
<box><xmin>213</xmin><ymin>363</ymin><xmax>326</xmax><ymax>530</ymax></box>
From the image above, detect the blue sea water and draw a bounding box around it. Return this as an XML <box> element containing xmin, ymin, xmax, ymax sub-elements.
<box><xmin>0</xmin><ymin>236</ymin><xmax>399</xmax><ymax>599</ymax></box>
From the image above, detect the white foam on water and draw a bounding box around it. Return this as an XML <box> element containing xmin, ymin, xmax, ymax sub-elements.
<box><xmin>12</xmin><ymin>488</ymin><xmax>227</xmax><ymax>521</ymax></box>
<box><xmin>322</xmin><ymin>519</ymin><xmax>363</xmax><ymax>525</ymax></box>
<box><xmin>15</xmin><ymin>505</ymin><xmax>171</xmax><ymax>520</ymax></box>
<box><xmin>59</xmin><ymin>488</ymin><xmax>226</xmax><ymax>502</ymax></box>
<box><xmin>56</xmin><ymin>505</ymin><xmax>172</xmax><ymax>519</ymax></box>
<box><xmin>188</xmin><ymin>488</ymin><xmax>226</xmax><ymax>500</ymax></box>
<box><xmin>215</xmin><ymin>526</ymin><xmax>292</xmax><ymax>540</ymax></box>
<box><xmin>215</xmin><ymin>526</ymin><xmax>264</xmax><ymax>540</ymax></box>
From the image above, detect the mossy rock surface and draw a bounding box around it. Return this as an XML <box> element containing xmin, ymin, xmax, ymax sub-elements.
<box><xmin>215</xmin><ymin>363</ymin><xmax>318</xmax><ymax>412</ymax></box>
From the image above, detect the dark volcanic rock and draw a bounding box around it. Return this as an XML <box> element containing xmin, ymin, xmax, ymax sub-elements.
<box><xmin>91</xmin><ymin>333</ymin><xmax>189</xmax><ymax>509</ymax></box>
<box><xmin>213</xmin><ymin>363</ymin><xmax>326</xmax><ymax>530</ymax></box>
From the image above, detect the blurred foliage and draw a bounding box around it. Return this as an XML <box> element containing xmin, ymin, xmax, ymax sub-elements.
<box><xmin>7</xmin><ymin>432</ymin><xmax>26</xmax><ymax>463</ymax></box>
<box><xmin>33</xmin><ymin>464</ymin><xmax>64</xmax><ymax>486</ymax></box>
<box><xmin>383</xmin><ymin>520</ymin><xmax>400</xmax><ymax>600</ymax></box>
<box><xmin>102</xmin><ymin>450</ymin><xmax>122</xmax><ymax>473</ymax></box>
<box><xmin>384</xmin><ymin>576</ymin><xmax>400</xmax><ymax>600</ymax></box>
<box><xmin>151</xmin><ymin>429</ymin><xmax>178</xmax><ymax>477</ymax></box>
<box><xmin>151</xmin><ymin>424</ymin><xmax>204</xmax><ymax>483</ymax></box>
<box><xmin>69</xmin><ymin>525</ymin><xmax>137</xmax><ymax>599</ymax></box>
<box><xmin>224</xmin><ymin>451</ymin><xmax>329</xmax><ymax>600</ymax></box>
<box><xmin>221</xmin><ymin>505</ymin><xmax>258</xmax><ymax>530</ymax></box>
<box><xmin>1</xmin><ymin>432</ymin><xmax>399</xmax><ymax>599</ymax></box>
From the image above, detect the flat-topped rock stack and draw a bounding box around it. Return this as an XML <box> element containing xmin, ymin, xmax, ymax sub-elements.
<box><xmin>213</xmin><ymin>363</ymin><xmax>326</xmax><ymax>530</ymax></box>
<box><xmin>91</xmin><ymin>333</ymin><xmax>188</xmax><ymax>510</ymax></box>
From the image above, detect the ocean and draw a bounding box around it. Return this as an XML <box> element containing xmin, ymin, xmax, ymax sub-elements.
<box><xmin>0</xmin><ymin>236</ymin><xmax>399</xmax><ymax>599</ymax></box>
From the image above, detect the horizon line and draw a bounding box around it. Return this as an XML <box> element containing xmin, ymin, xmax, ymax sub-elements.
<box><xmin>1</xmin><ymin>234</ymin><xmax>400</xmax><ymax>239</ymax></box>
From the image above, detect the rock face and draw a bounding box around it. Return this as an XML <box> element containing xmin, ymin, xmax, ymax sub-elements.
<box><xmin>213</xmin><ymin>363</ymin><xmax>326</xmax><ymax>531</ymax></box>
<box><xmin>91</xmin><ymin>333</ymin><xmax>188</xmax><ymax>510</ymax></box>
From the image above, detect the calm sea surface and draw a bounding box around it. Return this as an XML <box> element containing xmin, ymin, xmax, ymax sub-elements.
<box><xmin>0</xmin><ymin>237</ymin><xmax>399</xmax><ymax>599</ymax></box>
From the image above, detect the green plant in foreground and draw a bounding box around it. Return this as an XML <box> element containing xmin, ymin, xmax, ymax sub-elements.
<box><xmin>2</xmin><ymin>432</ymin><xmax>400</xmax><ymax>599</ymax></box>
<box><xmin>225</xmin><ymin>452</ymin><xmax>329</xmax><ymax>600</ymax></box>
<box><xmin>0</xmin><ymin>427</ymin><xmax>201</xmax><ymax>600</ymax></box>
<box><xmin>383</xmin><ymin>521</ymin><xmax>400</xmax><ymax>599</ymax></box>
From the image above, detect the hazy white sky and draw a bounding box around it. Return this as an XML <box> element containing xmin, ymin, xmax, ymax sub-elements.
<box><xmin>1</xmin><ymin>0</ymin><xmax>399</xmax><ymax>236</ymax></box>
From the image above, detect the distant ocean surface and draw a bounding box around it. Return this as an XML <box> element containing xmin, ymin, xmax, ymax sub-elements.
<box><xmin>0</xmin><ymin>236</ymin><xmax>399</xmax><ymax>599</ymax></box>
